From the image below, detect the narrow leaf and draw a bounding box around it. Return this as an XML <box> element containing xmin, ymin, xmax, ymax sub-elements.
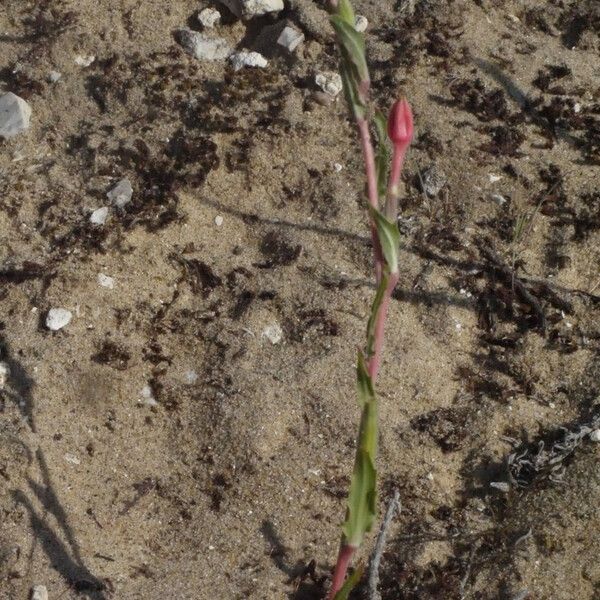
<box><xmin>369</xmin><ymin>207</ymin><xmax>400</xmax><ymax>274</ymax></box>
<box><xmin>342</xmin><ymin>354</ymin><xmax>378</xmax><ymax>547</ymax></box>
<box><xmin>336</xmin><ymin>0</ymin><xmax>355</xmax><ymax>26</ymax></box>
<box><xmin>374</xmin><ymin>112</ymin><xmax>391</xmax><ymax>202</ymax></box>
<box><xmin>332</xmin><ymin>564</ymin><xmax>365</xmax><ymax>600</ymax></box>
<box><xmin>366</xmin><ymin>274</ymin><xmax>388</xmax><ymax>358</ymax></box>
<box><xmin>330</xmin><ymin>16</ymin><xmax>369</xmax><ymax>84</ymax></box>
<box><xmin>338</xmin><ymin>61</ymin><xmax>366</xmax><ymax>120</ymax></box>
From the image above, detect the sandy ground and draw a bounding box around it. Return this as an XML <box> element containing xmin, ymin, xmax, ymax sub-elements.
<box><xmin>1</xmin><ymin>0</ymin><xmax>600</xmax><ymax>598</ymax></box>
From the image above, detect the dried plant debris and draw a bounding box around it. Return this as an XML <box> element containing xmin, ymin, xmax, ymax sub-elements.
<box><xmin>506</xmin><ymin>411</ymin><xmax>600</xmax><ymax>488</ymax></box>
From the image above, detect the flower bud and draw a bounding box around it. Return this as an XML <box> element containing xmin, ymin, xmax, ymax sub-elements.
<box><xmin>387</xmin><ymin>98</ymin><xmax>414</xmax><ymax>148</ymax></box>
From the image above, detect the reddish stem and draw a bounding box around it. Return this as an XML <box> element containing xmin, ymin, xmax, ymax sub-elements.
<box><xmin>357</xmin><ymin>117</ymin><xmax>385</xmax><ymax>284</ymax></box>
<box><xmin>327</xmin><ymin>544</ymin><xmax>355</xmax><ymax>600</ymax></box>
<box><xmin>385</xmin><ymin>146</ymin><xmax>407</xmax><ymax>221</ymax></box>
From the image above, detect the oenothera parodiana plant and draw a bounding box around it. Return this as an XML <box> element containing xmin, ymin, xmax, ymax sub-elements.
<box><xmin>325</xmin><ymin>0</ymin><xmax>413</xmax><ymax>598</ymax></box>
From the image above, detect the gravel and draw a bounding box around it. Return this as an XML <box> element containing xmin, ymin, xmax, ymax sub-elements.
<box><xmin>0</xmin><ymin>92</ymin><xmax>31</xmax><ymax>139</ymax></box>
<box><xmin>46</xmin><ymin>308</ymin><xmax>72</xmax><ymax>331</ymax></box>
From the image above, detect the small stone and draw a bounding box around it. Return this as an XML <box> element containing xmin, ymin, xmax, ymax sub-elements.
<box><xmin>140</xmin><ymin>385</ymin><xmax>158</xmax><ymax>406</ymax></box>
<box><xmin>48</xmin><ymin>71</ymin><xmax>62</xmax><ymax>83</ymax></box>
<box><xmin>490</xmin><ymin>193</ymin><xmax>507</xmax><ymax>206</ymax></box>
<box><xmin>90</xmin><ymin>206</ymin><xmax>109</xmax><ymax>225</ymax></box>
<box><xmin>262</xmin><ymin>323</ymin><xmax>283</xmax><ymax>345</ymax></box>
<box><xmin>214</xmin><ymin>215</ymin><xmax>224</xmax><ymax>226</ymax></box>
<box><xmin>315</xmin><ymin>71</ymin><xmax>343</xmax><ymax>98</ymax></box>
<box><xmin>333</xmin><ymin>162</ymin><xmax>343</xmax><ymax>172</ymax></box>
<box><xmin>198</xmin><ymin>7</ymin><xmax>221</xmax><ymax>28</ymax></box>
<box><xmin>31</xmin><ymin>585</ymin><xmax>48</xmax><ymax>600</ymax></box>
<box><xmin>0</xmin><ymin>362</ymin><xmax>9</xmax><ymax>389</ymax></box>
<box><xmin>230</xmin><ymin>50</ymin><xmax>268</xmax><ymax>71</ymax></box>
<box><xmin>175</xmin><ymin>29</ymin><xmax>232</xmax><ymax>60</ymax></box>
<box><xmin>64</xmin><ymin>453</ymin><xmax>80</xmax><ymax>465</ymax></box>
<box><xmin>184</xmin><ymin>370</ymin><xmax>199</xmax><ymax>384</ymax></box>
<box><xmin>277</xmin><ymin>26</ymin><xmax>304</xmax><ymax>52</ymax></box>
<box><xmin>488</xmin><ymin>173</ymin><xmax>502</xmax><ymax>183</ymax></box>
<box><xmin>97</xmin><ymin>273</ymin><xmax>115</xmax><ymax>289</ymax></box>
<box><xmin>420</xmin><ymin>164</ymin><xmax>447</xmax><ymax>197</ymax></box>
<box><xmin>107</xmin><ymin>179</ymin><xmax>133</xmax><ymax>208</ymax></box>
<box><xmin>590</xmin><ymin>429</ymin><xmax>600</xmax><ymax>442</ymax></box>
<box><xmin>46</xmin><ymin>308</ymin><xmax>72</xmax><ymax>331</ymax></box>
<box><xmin>74</xmin><ymin>55</ymin><xmax>95</xmax><ymax>67</ymax></box>
<box><xmin>354</xmin><ymin>15</ymin><xmax>368</xmax><ymax>32</ymax></box>
<box><xmin>0</xmin><ymin>92</ymin><xmax>32</xmax><ymax>139</ymax></box>
<box><xmin>217</xmin><ymin>0</ymin><xmax>284</xmax><ymax>19</ymax></box>
<box><xmin>490</xmin><ymin>481</ymin><xmax>510</xmax><ymax>492</ymax></box>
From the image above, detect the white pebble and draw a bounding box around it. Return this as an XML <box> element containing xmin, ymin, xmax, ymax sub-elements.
<box><xmin>230</xmin><ymin>50</ymin><xmax>268</xmax><ymax>71</ymax></box>
<box><xmin>354</xmin><ymin>15</ymin><xmax>368</xmax><ymax>32</ymax></box>
<box><xmin>315</xmin><ymin>71</ymin><xmax>343</xmax><ymax>98</ymax></box>
<box><xmin>217</xmin><ymin>0</ymin><xmax>283</xmax><ymax>19</ymax></box>
<box><xmin>31</xmin><ymin>585</ymin><xmax>48</xmax><ymax>600</ymax></box>
<box><xmin>184</xmin><ymin>370</ymin><xmax>199</xmax><ymax>384</ymax></box>
<box><xmin>214</xmin><ymin>215</ymin><xmax>224</xmax><ymax>226</ymax></box>
<box><xmin>488</xmin><ymin>173</ymin><xmax>502</xmax><ymax>183</ymax></box>
<box><xmin>46</xmin><ymin>308</ymin><xmax>72</xmax><ymax>331</ymax></box>
<box><xmin>0</xmin><ymin>362</ymin><xmax>9</xmax><ymax>389</ymax></box>
<box><xmin>333</xmin><ymin>162</ymin><xmax>343</xmax><ymax>172</ymax></box>
<box><xmin>262</xmin><ymin>323</ymin><xmax>283</xmax><ymax>344</ymax></box>
<box><xmin>140</xmin><ymin>385</ymin><xmax>158</xmax><ymax>406</ymax></box>
<box><xmin>277</xmin><ymin>26</ymin><xmax>305</xmax><ymax>52</ymax></box>
<box><xmin>48</xmin><ymin>71</ymin><xmax>62</xmax><ymax>83</ymax></box>
<box><xmin>490</xmin><ymin>193</ymin><xmax>507</xmax><ymax>206</ymax></box>
<box><xmin>590</xmin><ymin>429</ymin><xmax>600</xmax><ymax>442</ymax></box>
<box><xmin>64</xmin><ymin>453</ymin><xmax>80</xmax><ymax>465</ymax></box>
<box><xmin>90</xmin><ymin>206</ymin><xmax>109</xmax><ymax>225</ymax></box>
<box><xmin>175</xmin><ymin>29</ymin><xmax>232</xmax><ymax>60</ymax></box>
<box><xmin>74</xmin><ymin>55</ymin><xmax>95</xmax><ymax>67</ymax></box>
<box><xmin>198</xmin><ymin>7</ymin><xmax>221</xmax><ymax>28</ymax></box>
<box><xmin>107</xmin><ymin>178</ymin><xmax>133</xmax><ymax>208</ymax></box>
<box><xmin>490</xmin><ymin>481</ymin><xmax>510</xmax><ymax>492</ymax></box>
<box><xmin>0</xmin><ymin>92</ymin><xmax>31</xmax><ymax>139</ymax></box>
<box><xmin>97</xmin><ymin>273</ymin><xmax>115</xmax><ymax>289</ymax></box>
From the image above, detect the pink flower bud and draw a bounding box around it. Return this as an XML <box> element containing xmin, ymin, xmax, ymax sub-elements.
<box><xmin>387</xmin><ymin>98</ymin><xmax>414</xmax><ymax>148</ymax></box>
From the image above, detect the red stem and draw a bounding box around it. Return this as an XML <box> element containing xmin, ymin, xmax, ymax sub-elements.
<box><xmin>327</xmin><ymin>544</ymin><xmax>355</xmax><ymax>599</ymax></box>
<box><xmin>357</xmin><ymin>117</ymin><xmax>384</xmax><ymax>284</ymax></box>
<box><xmin>385</xmin><ymin>146</ymin><xmax>407</xmax><ymax>221</ymax></box>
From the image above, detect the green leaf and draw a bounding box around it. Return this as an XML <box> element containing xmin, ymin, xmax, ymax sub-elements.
<box><xmin>366</xmin><ymin>274</ymin><xmax>388</xmax><ymax>358</ymax></box>
<box><xmin>330</xmin><ymin>16</ymin><xmax>369</xmax><ymax>84</ymax></box>
<box><xmin>369</xmin><ymin>207</ymin><xmax>400</xmax><ymax>274</ymax></box>
<box><xmin>374</xmin><ymin>112</ymin><xmax>391</xmax><ymax>202</ymax></box>
<box><xmin>332</xmin><ymin>564</ymin><xmax>365</xmax><ymax>600</ymax></box>
<box><xmin>339</xmin><ymin>61</ymin><xmax>366</xmax><ymax>120</ymax></box>
<box><xmin>336</xmin><ymin>0</ymin><xmax>355</xmax><ymax>26</ymax></box>
<box><xmin>342</xmin><ymin>354</ymin><xmax>378</xmax><ymax>548</ymax></box>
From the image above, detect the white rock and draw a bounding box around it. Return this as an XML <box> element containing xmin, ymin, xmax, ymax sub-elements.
<box><xmin>0</xmin><ymin>93</ymin><xmax>31</xmax><ymax>139</ymax></box>
<box><xmin>74</xmin><ymin>55</ymin><xmax>95</xmax><ymax>67</ymax></box>
<box><xmin>97</xmin><ymin>273</ymin><xmax>115</xmax><ymax>289</ymax></box>
<box><xmin>315</xmin><ymin>72</ymin><xmax>343</xmax><ymax>98</ymax></box>
<box><xmin>31</xmin><ymin>585</ymin><xmax>48</xmax><ymax>600</ymax></box>
<box><xmin>90</xmin><ymin>206</ymin><xmax>109</xmax><ymax>225</ymax></box>
<box><xmin>488</xmin><ymin>173</ymin><xmax>502</xmax><ymax>183</ymax></box>
<box><xmin>490</xmin><ymin>481</ymin><xmax>510</xmax><ymax>492</ymax></box>
<box><xmin>64</xmin><ymin>453</ymin><xmax>80</xmax><ymax>465</ymax></box>
<box><xmin>48</xmin><ymin>71</ymin><xmax>62</xmax><ymax>83</ymax></box>
<box><xmin>262</xmin><ymin>323</ymin><xmax>283</xmax><ymax>345</ymax></box>
<box><xmin>46</xmin><ymin>308</ymin><xmax>72</xmax><ymax>331</ymax></box>
<box><xmin>333</xmin><ymin>162</ymin><xmax>343</xmax><ymax>172</ymax></box>
<box><xmin>214</xmin><ymin>215</ymin><xmax>224</xmax><ymax>226</ymax></box>
<box><xmin>590</xmin><ymin>429</ymin><xmax>600</xmax><ymax>442</ymax></box>
<box><xmin>490</xmin><ymin>193</ymin><xmax>507</xmax><ymax>206</ymax></box>
<box><xmin>107</xmin><ymin>179</ymin><xmax>133</xmax><ymax>208</ymax></box>
<box><xmin>198</xmin><ymin>7</ymin><xmax>221</xmax><ymax>28</ymax></box>
<box><xmin>277</xmin><ymin>26</ymin><xmax>305</xmax><ymax>52</ymax></box>
<box><xmin>218</xmin><ymin>0</ymin><xmax>283</xmax><ymax>19</ymax></box>
<box><xmin>354</xmin><ymin>15</ymin><xmax>368</xmax><ymax>32</ymax></box>
<box><xmin>184</xmin><ymin>370</ymin><xmax>199</xmax><ymax>384</ymax></box>
<box><xmin>230</xmin><ymin>51</ymin><xmax>268</xmax><ymax>71</ymax></box>
<box><xmin>175</xmin><ymin>29</ymin><xmax>232</xmax><ymax>60</ymax></box>
<box><xmin>420</xmin><ymin>164</ymin><xmax>447</xmax><ymax>197</ymax></box>
<box><xmin>140</xmin><ymin>385</ymin><xmax>158</xmax><ymax>406</ymax></box>
<box><xmin>0</xmin><ymin>362</ymin><xmax>9</xmax><ymax>389</ymax></box>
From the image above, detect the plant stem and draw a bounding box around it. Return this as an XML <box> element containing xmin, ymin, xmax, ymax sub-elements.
<box><xmin>327</xmin><ymin>118</ymin><xmax>398</xmax><ymax>600</ymax></box>
<box><xmin>357</xmin><ymin>117</ymin><xmax>384</xmax><ymax>284</ymax></box>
